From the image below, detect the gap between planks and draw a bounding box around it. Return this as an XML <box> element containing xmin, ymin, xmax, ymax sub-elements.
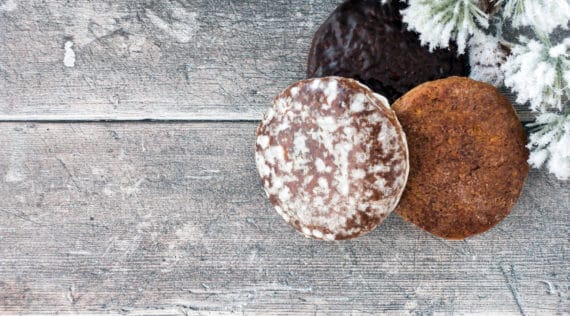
<box><xmin>0</xmin><ymin>115</ymin><xmax>262</xmax><ymax>123</ymax></box>
<box><xmin>0</xmin><ymin>89</ymin><xmax>535</xmax><ymax>123</ymax></box>
<box><xmin>0</xmin><ymin>110</ymin><xmax>535</xmax><ymax>123</ymax></box>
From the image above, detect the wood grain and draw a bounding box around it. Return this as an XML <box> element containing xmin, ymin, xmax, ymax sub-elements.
<box><xmin>0</xmin><ymin>0</ymin><xmax>567</xmax><ymax>314</ymax></box>
<box><xmin>0</xmin><ymin>0</ymin><xmax>337</xmax><ymax>121</ymax></box>
<box><xmin>0</xmin><ymin>122</ymin><xmax>568</xmax><ymax>314</ymax></box>
<box><xmin>0</xmin><ymin>0</ymin><xmax>536</xmax><ymax>122</ymax></box>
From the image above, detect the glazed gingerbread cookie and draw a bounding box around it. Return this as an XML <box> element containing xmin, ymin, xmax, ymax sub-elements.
<box><xmin>256</xmin><ymin>77</ymin><xmax>409</xmax><ymax>240</ymax></box>
<box><xmin>307</xmin><ymin>0</ymin><xmax>469</xmax><ymax>103</ymax></box>
<box><xmin>393</xmin><ymin>77</ymin><xmax>529</xmax><ymax>239</ymax></box>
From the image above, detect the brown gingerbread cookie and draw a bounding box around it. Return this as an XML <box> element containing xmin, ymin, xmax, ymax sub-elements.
<box><xmin>256</xmin><ymin>77</ymin><xmax>409</xmax><ymax>240</ymax></box>
<box><xmin>307</xmin><ymin>0</ymin><xmax>469</xmax><ymax>103</ymax></box>
<box><xmin>392</xmin><ymin>77</ymin><xmax>529</xmax><ymax>239</ymax></box>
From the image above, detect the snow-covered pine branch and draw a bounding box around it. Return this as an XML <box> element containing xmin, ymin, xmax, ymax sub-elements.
<box><xmin>468</xmin><ymin>31</ymin><xmax>509</xmax><ymax>86</ymax></box>
<box><xmin>500</xmin><ymin>0</ymin><xmax>570</xmax><ymax>34</ymax></box>
<box><xmin>401</xmin><ymin>0</ymin><xmax>489</xmax><ymax>54</ymax></box>
<box><xmin>527</xmin><ymin>112</ymin><xmax>570</xmax><ymax>180</ymax></box>
<box><xmin>501</xmin><ymin>36</ymin><xmax>570</xmax><ymax>112</ymax></box>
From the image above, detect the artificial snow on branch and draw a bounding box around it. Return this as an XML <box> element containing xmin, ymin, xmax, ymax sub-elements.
<box><xmin>501</xmin><ymin>36</ymin><xmax>570</xmax><ymax>112</ymax></box>
<box><xmin>527</xmin><ymin>112</ymin><xmax>570</xmax><ymax>180</ymax></box>
<box><xmin>500</xmin><ymin>0</ymin><xmax>570</xmax><ymax>33</ymax></box>
<box><xmin>401</xmin><ymin>0</ymin><xmax>489</xmax><ymax>54</ymax></box>
<box><xmin>468</xmin><ymin>31</ymin><xmax>509</xmax><ymax>86</ymax></box>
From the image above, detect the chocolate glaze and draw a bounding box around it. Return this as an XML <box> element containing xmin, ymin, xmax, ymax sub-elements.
<box><xmin>307</xmin><ymin>0</ymin><xmax>469</xmax><ymax>103</ymax></box>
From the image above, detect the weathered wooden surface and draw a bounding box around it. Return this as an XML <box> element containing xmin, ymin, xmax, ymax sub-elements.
<box><xmin>0</xmin><ymin>0</ymin><xmax>336</xmax><ymax>121</ymax></box>
<box><xmin>0</xmin><ymin>0</ymin><xmax>535</xmax><ymax>122</ymax></box>
<box><xmin>1</xmin><ymin>0</ymin><xmax>568</xmax><ymax>314</ymax></box>
<box><xmin>0</xmin><ymin>122</ymin><xmax>568</xmax><ymax>315</ymax></box>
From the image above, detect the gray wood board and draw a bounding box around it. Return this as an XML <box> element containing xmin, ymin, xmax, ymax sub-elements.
<box><xmin>0</xmin><ymin>0</ymin><xmax>536</xmax><ymax>122</ymax></box>
<box><xmin>0</xmin><ymin>122</ymin><xmax>568</xmax><ymax>314</ymax></box>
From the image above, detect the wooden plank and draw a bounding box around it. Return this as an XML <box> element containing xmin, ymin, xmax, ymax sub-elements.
<box><xmin>0</xmin><ymin>0</ymin><xmax>339</xmax><ymax>121</ymax></box>
<box><xmin>0</xmin><ymin>0</ymin><xmax>537</xmax><ymax>122</ymax></box>
<box><xmin>0</xmin><ymin>122</ymin><xmax>567</xmax><ymax>314</ymax></box>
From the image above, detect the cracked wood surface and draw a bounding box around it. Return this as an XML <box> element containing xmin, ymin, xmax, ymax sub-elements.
<box><xmin>0</xmin><ymin>0</ymin><xmax>536</xmax><ymax>121</ymax></box>
<box><xmin>0</xmin><ymin>123</ymin><xmax>568</xmax><ymax>315</ymax></box>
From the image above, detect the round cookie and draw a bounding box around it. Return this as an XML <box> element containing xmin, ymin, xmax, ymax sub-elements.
<box><xmin>392</xmin><ymin>77</ymin><xmax>529</xmax><ymax>240</ymax></box>
<box><xmin>307</xmin><ymin>0</ymin><xmax>469</xmax><ymax>103</ymax></box>
<box><xmin>256</xmin><ymin>77</ymin><xmax>409</xmax><ymax>240</ymax></box>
